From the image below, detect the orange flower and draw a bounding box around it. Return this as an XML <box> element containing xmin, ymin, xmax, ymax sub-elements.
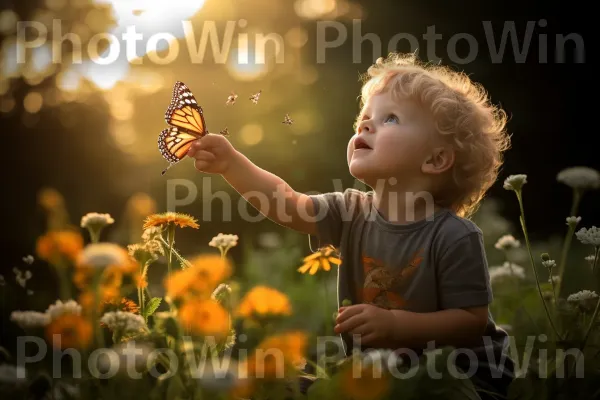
<box><xmin>297</xmin><ymin>245</ymin><xmax>341</xmax><ymax>275</ymax></box>
<box><xmin>36</xmin><ymin>231</ymin><xmax>83</xmax><ymax>264</ymax></box>
<box><xmin>127</xmin><ymin>192</ymin><xmax>157</xmax><ymax>217</ymax></box>
<box><xmin>136</xmin><ymin>274</ymin><xmax>148</xmax><ymax>289</ymax></box>
<box><xmin>99</xmin><ymin>297</ymin><xmax>141</xmax><ymax>327</ymax></box>
<box><xmin>37</xmin><ymin>187</ymin><xmax>64</xmax><ymax>211</ymax></box>
<box><xmin>165</xmin><ymin>255</ymin><xmax>232</xmax><ymax>300</ymax></box>
<box><xmin>143</xmin><ymin>212</ymin><xmax>199</xmax><ymax>230</ymax></box>
<box><xmin>178</xmin><ymin>299</ymin><xmax>230</xmax><ymax>337</ymax></box>
<box><xmin>46</xmin><ymin>314</ymin><xmax>93</xmax><ymax>349</ymax></box>
<box><xmin>244</xmin><ymin>331</ymin><xmax>307</xmax><ymax>379</ymax></box>
<box><xmin>341</xmin><ymin>363</ymin><xmax>390</xmax><ymax>400</ymax></box>
<box><xmin>236</xmin><ymin>286</ymin><xmax>291</xmax><ymax>319</ymax></box>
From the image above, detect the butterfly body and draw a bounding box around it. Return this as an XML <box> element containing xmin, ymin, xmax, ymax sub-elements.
<box><xmin>159</xmin><ymin>81</ymin><xmax>208</xmax><ymax>174</ymax></box>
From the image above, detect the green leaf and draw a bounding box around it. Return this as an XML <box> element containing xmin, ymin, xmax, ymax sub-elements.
<box><xmin>144</xmin><ymin>297</ymin><xmax>162</xmax><ymax>320</ymax></box>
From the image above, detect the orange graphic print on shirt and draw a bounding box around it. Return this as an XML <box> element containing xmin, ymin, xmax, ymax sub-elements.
<box><xmin>361</xmin><ymin>248</ymin><xmax>424</xmax><ymax>309</ymax></box>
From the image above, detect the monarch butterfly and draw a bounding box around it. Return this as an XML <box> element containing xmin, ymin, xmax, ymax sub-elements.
<box><xmin>158</xmin><ymin>81</ymin><xmax>208</xmax><ymax>175</ymax></box>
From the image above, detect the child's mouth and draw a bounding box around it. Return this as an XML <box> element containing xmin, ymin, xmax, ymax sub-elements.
<box><xmin>354</xmin><ymin>137</ymin><xmax>372</xmax><ymax>151</ymax></box>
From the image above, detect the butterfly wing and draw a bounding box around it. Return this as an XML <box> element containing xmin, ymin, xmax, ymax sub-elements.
<box><xmin>165</xmin><ymin>81</ymin><xmax>207</xmax><ymax>136</ymax></box>
<box><xmin>158</xmin><ymin>127</ymin><xmax>198</xmax><ymax>164</ymax></box>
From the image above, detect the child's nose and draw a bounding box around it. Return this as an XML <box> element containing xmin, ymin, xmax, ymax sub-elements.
<box><xmin>358</xmin><ymin>119</ymin><xmax>374</xmax><ymax>134</ymax></box>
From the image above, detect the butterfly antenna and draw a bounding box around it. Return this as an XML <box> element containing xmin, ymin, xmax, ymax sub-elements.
<box><xmin>161</xmin><ymin>163</ymin><xmax>174</xmax><ymax>175</ymax></box>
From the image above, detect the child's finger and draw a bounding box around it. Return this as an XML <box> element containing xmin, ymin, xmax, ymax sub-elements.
<box><xmin>336</xmin><ymin>305</ymin><xmax>362</xmax><ymax>323</ymax></box>
<box><xmin>187</xmin><ymin>140</ymin><xmax>202</xmax><ymax>156</ymax></box>
<box><xmin>192</xmin><ymin>150</ymin><xmax>216</xmax><ymax>162</ymax></box>
<box><xmin>334</xmin><ymin>314</ymin><xmax>364</xmax><ymax>334</ymax></box>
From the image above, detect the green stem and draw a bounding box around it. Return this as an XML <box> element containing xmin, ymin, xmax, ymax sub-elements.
<box><xmin>557</xmin><ymin>189</ymin><xmax>582</xmax><ymax>296</ymax></box>
<box><xmin>89</xmin><ymin>228</ymin><xmax>101</xmax><ymax>244</ymax></box>
<box><xmin>516</xmin><ymin>191</ymin><xmax>562</xmax><ymax>340</ymax></box>
<box><xmin>158</xmin><ymin>236</ymin><xmax>191</xmax><ymax>268</ymax></box>
<box><xmin>581</xmin><ymin>250</ymin><xmax>600</xmax><ymax>348</ymax></box>
<box><xmin>166</xmin><ymin>224</ymin><xmax>175</xmax><ymax>276</ymax></box>
<box><xmin>93</xmin><ymin>272</ymin><xmax>105</xmax><ymax>348</ymax></box>
<box><xmin>57</xmin><ymin>264</ymin><xmax>71</xmax><ymax>301</ymax></box>
<box><xmin>323</xmin><ymin>277</ymin><xmax>332</xmax><ymax>335</ymax></box>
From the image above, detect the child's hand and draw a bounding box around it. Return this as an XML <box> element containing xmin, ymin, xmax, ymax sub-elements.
<box><xmin>187</xmin><ymin>133</ymin><xmax>238</xmax><ymax>175</ymax></box>
<box><xmin>334</xmin><ymin>304</ymin><xmax>393</xmax><ymax>346</ymax></box>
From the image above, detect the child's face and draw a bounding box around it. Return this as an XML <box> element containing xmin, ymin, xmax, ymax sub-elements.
<box><xmin>347</xmin><ymin>90</ymin><xmax>435</xmax><ymax>187</ymax></box>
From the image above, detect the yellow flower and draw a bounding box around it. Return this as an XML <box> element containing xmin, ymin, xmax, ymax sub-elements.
<box><xmin>143</xmin><ymin>212</ymin><xmax>199</xmax><ymax>230</ymax></box>
<box><xmin>236</xmin><ymin>286</ymin><xmax>291</xmax><ymax>318</ymax></box>
<box><xmin>179</xmin><ymin>299</ymin><xmax>230</xmax><ymax>337</ymax></box>
<box><xmin>165</xmin><ymin>255</ymin><xmax>232</xmax><ymax>300</ymax></box>
<box><xmin>297</xmin><ymin>245</ymin><xmax>341</xmax><ymax>275</ymax></box>
<box><xmin>46</xmin><ymin>314</ymin><xmax>93</xmax><ymax>349</ymax></box>
<box><xmin>341</xmin><ymin>363</ymin><xmax>391</xmax><ymax>400</ymax></box>
<box><xmin>36</xmin><ymin>231</ymin><xmax>84</xmax><ymax>264</ymax></box>
<box><xmin>244</xmin><ymin>331</ymin><xmax>308</xmax><ymax>378</ymax></box>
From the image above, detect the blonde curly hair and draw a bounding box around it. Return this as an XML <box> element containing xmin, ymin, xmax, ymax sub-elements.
<box><xmin>357</xmin><ymin>53</ymin><xmax>511</xmax><ymax>218</ymax></box>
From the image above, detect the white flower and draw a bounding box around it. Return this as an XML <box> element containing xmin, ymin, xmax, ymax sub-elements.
<box><xmin>209</xmin><ymin>233</ymin><xmax>239</xmax><ymax>250</ymax></box>
<box><xmin>142</xmin><ymin>226</ymin><xmax>163</xmax><ymax>242</ymax></box>
<box><xmin>258</xmin><ymin>232</ymin><xmax>282</xmax><ymax>249</ymax></box>
<box><xmin>78</xmin><ymin>243</ymin><xmax>129</xmax><ymax>268</ymax></box>
<box><xmin>80</xmin><ymin>212</ymin><xmax>115</xmax><ymax>229</ymax></box>
<box><xmin>494</xmin><ymin>234</ymin><xmax>520</xmax><ymax>251</ymax></box>
<box><xmin>585</xmin><ymin>254</ymin><xmax>596</xmax><ymax>267</ymax></box>
<box><xmin>100</xmin><ymin>311</ymin><xmax>146</xmax><ymax>334</ymax></box>
<box><xmin>45</xmin><ymin>299</ymin><xmax>82</xmax><ymax>321</ymax></box>
<box><xmin>567</xmin><ymin>290</ymin><xmax>599</xmax><ymax>312</ymax></box>
<box><xmin>575</xmin><ymin>226</ymin><xmax>600</xmax><ymax>246</ymax></box>
<box><xmin>13</xmin><ymin>269</ymin><xmax>32</xmax><ymax>288</ymax></box>
<box><xmin>211</xmin><ymin>283</ymin><xmax>232</xmax><ymax>303</ymax></box>
<box><xmin>22</xmin><ymin>255</ymin><xmax>34</xmax><ymax>265</ymax></box>
<box><xmin>10</xmin><ymin>311</ymin><xmax>50</xmax><ymax>329</ymax></box>
<box><xmin>556</xmin><ymin>167</ymin><xmax>600</xmax><ymax>190</ymax></box>
<box><xmin>503</xmin><ymin>174</ymin><xmax>527</xmax><ymax>191</ymax></box>
<box><xmin>566</xmin><ymin>216</ymin><xmax>582</xmax><ymax>228</ymax></box>
<box><xmin>489</xmin><ymin>262</ymin><xmax>526</xmax><ymax>283</ymax></box>
<box><xmin>0</xmin><ymin>364</ymin><xmax>27</xmax><ymax>383</ymax></box>
<box><xmin>542</xmin><ymin>260</ymin><xmax>556</xmax><ymax>270</ymax></box>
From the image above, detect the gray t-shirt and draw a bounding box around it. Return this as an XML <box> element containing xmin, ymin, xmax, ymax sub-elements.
<box><xmin>309</xmin><ymin>189</ymin><xmax>514</xmax><ymax>386</ymax></box>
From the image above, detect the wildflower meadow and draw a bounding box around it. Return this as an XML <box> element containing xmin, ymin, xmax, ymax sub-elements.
<box><xmin>0</xmin><ymin>166</ymin><xmax>599</xmax><ymax>400</ymax></box>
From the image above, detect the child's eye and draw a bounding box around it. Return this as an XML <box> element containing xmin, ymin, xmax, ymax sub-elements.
<box><xmin>384</xmin><ymin>114</ymin><xmax>400</xmax><ymax>124</ymax></box>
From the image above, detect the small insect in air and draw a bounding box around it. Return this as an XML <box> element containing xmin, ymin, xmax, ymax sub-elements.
<box><xmin>219</xmin><ymin>127</ymin><xmax>230</xmax><ymax>136</ymax></box>
<box><xmin>249</xmin><ymin>90</ymin><xmax>262</xmax><ymax>104</ymax></box>
<box><xmin>282</xmin><ymin>113</ymin><xmax>293</xmax><ymax>125</ymax></box>
<box><xmin>226</xmin><ymin>92</ymin><xmax>238</xmax><ymax>105</ymax></box>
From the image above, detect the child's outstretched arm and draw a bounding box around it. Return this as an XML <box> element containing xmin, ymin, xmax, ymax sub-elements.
<box><xmin>187</xmin><ymin>133</ymin><xmax>317</xmax><ymax>235</ymax></box>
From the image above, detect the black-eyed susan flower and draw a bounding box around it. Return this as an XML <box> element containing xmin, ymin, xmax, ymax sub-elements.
<box><xmin>235</xmin><ymin>286</ymin><xmax>291</xmax><ymax>318</ymax></box>
<box><xmin>297</xmin><ymin>245</ymin><xmax>341</xmax><ymax>275</ymax></box>
<box><xmin>143</xmin><ymin>212</ymin><xmax>199</xmax><ymax>230</ymax></box>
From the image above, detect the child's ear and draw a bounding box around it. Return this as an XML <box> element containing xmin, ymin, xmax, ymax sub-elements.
<box><xmin>422</xmin><ymin>146</ymin><xmax>455</xmax><ymax>175</ymax></box>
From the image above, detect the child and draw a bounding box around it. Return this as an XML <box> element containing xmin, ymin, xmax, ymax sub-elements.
<box><xmin>187</xmin><ymin>53</ymin><xmax>514</xmax><ymax>398</ymax></box>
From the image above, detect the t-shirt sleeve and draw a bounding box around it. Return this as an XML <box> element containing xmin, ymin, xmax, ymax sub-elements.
<box><xmin>308</xmin><ymin>189</ymin><xmax>363</xmax><ymax>249</ymax></box>
<box><xmin>437</xmin><ymin>231</ymin><xmax>493</xmax><ymax>309</ymax></box>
